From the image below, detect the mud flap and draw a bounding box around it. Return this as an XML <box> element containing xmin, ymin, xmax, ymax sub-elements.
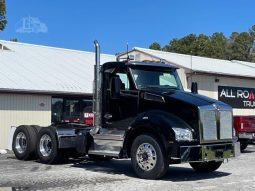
<box><xmin>76</xmin><ymin>132</ymin><xmax>91</xmax><ymax>154</ymax></box>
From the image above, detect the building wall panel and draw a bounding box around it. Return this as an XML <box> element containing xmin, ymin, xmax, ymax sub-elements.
<box><xmin>0</xmin><ymin>93</ymin><xmax>51</xmax><ymax>149</ymax></box>
<box><xmin>189</xmin><ymin>75</ymin><xmax>255</xmax><ymax>116</ymax></box>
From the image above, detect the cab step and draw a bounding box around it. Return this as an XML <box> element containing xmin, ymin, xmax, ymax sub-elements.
<box><xmin>88</xmin><ymin>129</ymin><xmax>125</xmax><ymax>157</ymax></box>
<box><xmin>88</xmin><ymin>150</ymin><xmax>120</xmax><ymax>157</ymax></box>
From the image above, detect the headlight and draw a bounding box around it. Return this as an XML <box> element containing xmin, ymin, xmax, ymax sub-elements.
<box><xmin>172</xmin><ymin>127</ymin><xmax>193</xmax><ymax>141</ymax></box>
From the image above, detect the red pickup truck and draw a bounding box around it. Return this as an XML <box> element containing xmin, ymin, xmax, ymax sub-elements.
<box><xmin>234</xmin><ymin>116</ymin><xmax>255</xmax><ymax>152</ymax></box>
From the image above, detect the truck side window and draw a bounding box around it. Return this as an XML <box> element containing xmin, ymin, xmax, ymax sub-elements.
<box><xmin>116</xmin><ymin>73</ymin><xmax>130</xmax><ymax>90</ymax></box>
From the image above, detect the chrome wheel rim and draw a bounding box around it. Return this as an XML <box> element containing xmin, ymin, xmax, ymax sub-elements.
<box><xmin>136</xmin><ymin>143</ymin><xmax>157</xmax><ymax>171</ymax></box>
<box><xmin>15</xmin><ymin>132</ymin><xmax>27</xmax><ymax>154</ymax></box>
<box><xmin>40</xmin><ymin>134</ymin><xmax>52</xmax><ymax>157</ymax></box>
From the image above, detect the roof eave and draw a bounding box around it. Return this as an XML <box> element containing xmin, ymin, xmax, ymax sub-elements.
<box><xmin>0</xmin><ymin>88</ymin><xmax>92</xmax><ymax>96</ymax></box>
<box><xmin>189</xmin><ymin>70</ymin><xmax>255</xmax><ymax>79</ymax></box>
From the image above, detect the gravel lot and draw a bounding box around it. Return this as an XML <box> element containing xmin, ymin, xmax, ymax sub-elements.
<box><xmin>0</xmin><ymin>145</ymin><xmax>255</xmax><ymax>191</ymax></box>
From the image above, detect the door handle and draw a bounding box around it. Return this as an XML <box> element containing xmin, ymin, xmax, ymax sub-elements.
<box><xmin>104</xmin><ymin>113</ymin><xmax>112</xmax><ymax>120</ymax></box>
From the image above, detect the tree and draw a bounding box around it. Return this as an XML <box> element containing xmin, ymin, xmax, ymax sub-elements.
<box><xmin>248</xmin><ymin>25</ymin><xmax>255</xmax><ymax>62</ymax></box>
<box><xmin>10</xmin><ymin>38</ymin><xmax>18</xmax><ymax>42</ymax></box>
<box><xmin>208</xmin><ymin>32</ymin><xmax>228</xmax><ymax>59</ymax></box>
<box><xmin>162</xmin><ymin>38</ymin><xmax>178</xmax><ymax>52</ymax></box>
<box><xmin>149</xmin><ymin>24</ymin><xmax>255</xmax><ymax>62</ymax></box>
<box><xmin>161</xmin><ymin>33</ymin><xmax>227</xmax><ymax>58</ymax></box>
<box><xmin>149</xmin><ymin>42</ymin><xmax>161</xmax><ymax>50</ymax></box>
<box><xmin>162</xmin><ymin>34</ymin><xmax>198</xmax><ymax>55</ymax></box>
<box><xmin>228</xmin><ymin>32</ymin><xmax>254</xmax><ymax>61</ymax></box>
<box><xmin>196</xmin><ymin>34</ymin><xmax>211</xmax><ymax>57</ymax></box>
<box><xmin>0</xmin><ymin>0</ymin><xmax>7</xmax><ymax>31</ymax></box>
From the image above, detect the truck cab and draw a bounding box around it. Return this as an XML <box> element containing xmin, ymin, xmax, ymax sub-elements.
<box><xmin>234</xmin><ymin>115</ymin><xmax>255</xmax><ymax>151</ymax></box>
<box><xmin>12</xmin><ymin>41</ymin><xmax>240</xmax><ymax>179</ymax></box>
<box><xmin>96</xmin><ymin>60</ymin><xmax>237</xmax><ymax>156</ymax></box>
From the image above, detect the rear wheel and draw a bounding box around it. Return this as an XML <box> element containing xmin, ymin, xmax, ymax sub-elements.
<box><xmin>12</xmin><ymin>125</ymin><xmax>37</xmax><ymax>160</ymax></box>
<box><xmin>31</xmin><ymin>125</ymin><xmax>43</xmax><ymax>134</ymax></box>
<box><xmin>131</xmin><ymin>134</ymin><xmax>168</xmax><ymax>179</ymax></box>
<box><xmin>37</xmin><ymin>127</ymin><xmax>65</xmax><ymax>164</ymax></box>
<box><xmin>189</xmin><ymin>161</ymin><xmax>222</xmax><ymax>173</ymax></box>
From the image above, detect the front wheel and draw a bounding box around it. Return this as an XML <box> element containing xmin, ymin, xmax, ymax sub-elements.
<box><xmin>131</xmin><ymin>134</ymin><xmax>168</xmax><ymax>179</ymax></box>
<box><xmin>189</xmin><ymin>161</ymin><xmax>222</xmax><ymax>173</ymax></box>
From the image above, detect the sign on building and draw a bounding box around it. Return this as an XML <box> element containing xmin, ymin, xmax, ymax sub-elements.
<box><xmin>218</xmin><ymin>86</ymin><xmax>255</xmax><ymax>109</ymax></box>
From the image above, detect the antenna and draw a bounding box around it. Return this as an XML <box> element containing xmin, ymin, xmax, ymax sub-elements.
<box><xmin>117</xmin><ymin>42</ymin><xmax>134</xmax><ymax>61</ymax></box>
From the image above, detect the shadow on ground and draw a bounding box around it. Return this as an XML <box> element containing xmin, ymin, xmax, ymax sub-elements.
<box><xmin>241</xmin><ymin>150</ymin><xmax>255</xmax><ymax>154</ymax></box>
<box><xmin>241</xmin><ymin>145</ymin><xmax>255</xmax><ymax>154</ymax></box>
<box><xmin>70</xmin><ymin>159</ymin><xmax>231</xmax><ymax>181</ymax></box>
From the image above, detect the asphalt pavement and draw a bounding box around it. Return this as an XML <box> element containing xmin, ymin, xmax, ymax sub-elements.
<box><xmin>0</xmin><ymin>145</ymin><xmax>255</xmax><ymax>191</ymax></box>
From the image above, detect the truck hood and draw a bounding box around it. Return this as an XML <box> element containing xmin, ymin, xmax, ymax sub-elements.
<box><xmin>147</xmin><ymin>89</ymin><xmax>227</xmax><ymax>107</ymax></box>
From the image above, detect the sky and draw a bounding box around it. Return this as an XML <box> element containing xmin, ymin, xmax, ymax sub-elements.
<box><xmin>0</xmin><ymin>0</ymin><xmax>254</xmax><ymax>54</ymax></box>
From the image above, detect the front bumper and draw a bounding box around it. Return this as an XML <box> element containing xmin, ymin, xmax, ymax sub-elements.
<box><xmin>180</xmin><ymin>142</ymin><xmax>240</xmax><ymax>162</ymax></box>
<box><xmin>238</xmin><ymin>132</ymin><xmax>255</xmax><ymax>140</ymax></box>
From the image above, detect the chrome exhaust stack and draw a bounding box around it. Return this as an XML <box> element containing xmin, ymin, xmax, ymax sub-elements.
<box><xmin>91</xmin><ymin>40</ymin><xmax>102</xmax><ymax>134</ymax></box>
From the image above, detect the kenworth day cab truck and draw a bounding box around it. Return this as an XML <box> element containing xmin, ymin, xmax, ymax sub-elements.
<box><xmin>12</xmin><ymin>41</ymin><xmax>240</xmax><ymax>179</ymax></box>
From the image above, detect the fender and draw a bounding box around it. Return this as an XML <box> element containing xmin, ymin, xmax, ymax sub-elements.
<box><xmin>122</xmin><ymin>110</ymin><xmax>193</xmax><ymax>157</ymax></box>
<box><xmin>52</xmin><ymin>124</ymin><xmax>92</xmax><ymax>150</ymax></box>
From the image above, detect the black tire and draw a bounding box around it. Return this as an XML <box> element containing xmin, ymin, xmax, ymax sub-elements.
<box><xmin>12</xmin><ymin>125</ymin><xmax>37</xmax><ymax>160</ymax></box>
<box><xmin>131</xmin><ymin>134</ymin><xmax>168</xmax><ymax>179</ymax></box>
<box><xmin>189</xmin><ymin>161</ymin><xmax>223</xmax><ymax>173</ymax></box>
<box><xmin>31</xmin><ymin>125</ymin><xmax>43</xmax><ymax>134</ymax></box>
<box><xmin>240</xmin><ymin>142</ymin><xmax>248</xmax><ymax>152</ymax></box>
<box><xmin>37</xmin><ymin>127</ymin><xmax>64</xmax><ymax>164</ymax></box>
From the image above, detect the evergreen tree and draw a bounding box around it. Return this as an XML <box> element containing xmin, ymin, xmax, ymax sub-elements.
<box><xmin>149</xmin><ymin>25</ymin><xmax>255</xmax><ymax>62</ymax></box>
<box><xmin>0</xmin><ymin>0</ymin><xmax>7</xmax><ymax>31</ymax></box>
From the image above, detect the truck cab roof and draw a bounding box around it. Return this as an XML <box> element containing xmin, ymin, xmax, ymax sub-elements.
<box><xmin>102</xmin><ymin>61</ymin><xmax>179</xmax><ymax>70</ymax></box>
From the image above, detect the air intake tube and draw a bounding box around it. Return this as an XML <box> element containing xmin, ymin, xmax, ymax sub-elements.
<box><xmin>91</xmin><ymin>40</ymin><xmax>102</xmax><ymax>134</ymax></box>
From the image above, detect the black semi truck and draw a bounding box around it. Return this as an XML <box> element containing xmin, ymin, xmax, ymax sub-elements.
<box><xmin>12</xmin><ymin>41</ymin><xmax>239</xmax><ymax>179</ymax></box>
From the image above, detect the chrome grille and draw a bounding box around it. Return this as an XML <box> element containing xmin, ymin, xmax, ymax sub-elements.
<box><xmin>220</xmin><ymin>111</ymin><xmax>233</xmax><ymax>139</ymax></box>
<box><xmin>199</xmin><ymin>104</ymin><xmax>233</xmax><ymax>143</ymax></box>
<box><xmin>200</xmin><ymin>109</ymin><xmax>217</xmax><ymax>141</ymax></box>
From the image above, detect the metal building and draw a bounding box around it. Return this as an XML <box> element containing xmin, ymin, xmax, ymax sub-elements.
<box><xmin>0</xmin><ymin>40</ymin><xmax>115</xmax><ymax>149</ymax></box>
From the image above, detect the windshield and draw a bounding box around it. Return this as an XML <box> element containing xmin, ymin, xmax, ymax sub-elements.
<box><xmin>130</xmin><ymin>68</ymin><xmax>183</xmax><ymax>90</ymax></box>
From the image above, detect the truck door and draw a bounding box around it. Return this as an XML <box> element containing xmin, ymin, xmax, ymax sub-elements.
<box><xmin>105</xmin><ymin>70</ymin><xmax>138</xmax><ymax>130</ymax></box>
